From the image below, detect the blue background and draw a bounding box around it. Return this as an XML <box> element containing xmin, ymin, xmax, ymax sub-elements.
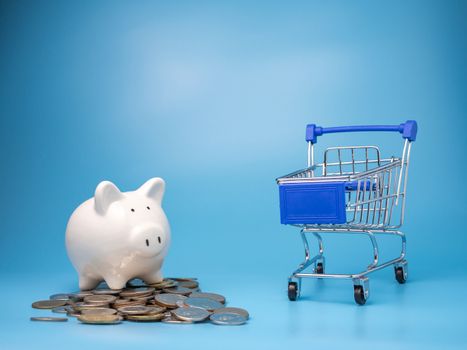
<box><xmin>1</xmin><ymin>0</ymin><xmax>466</xmax><ymax>349</ymax></box>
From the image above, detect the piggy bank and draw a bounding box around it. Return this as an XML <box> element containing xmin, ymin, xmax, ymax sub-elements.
<box><xmin>65</xmin><ymin>177</ymin><xmax>171</xmax><ymax>290</ymax></box>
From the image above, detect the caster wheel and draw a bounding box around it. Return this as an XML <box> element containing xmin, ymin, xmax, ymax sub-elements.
<box><xmin>395</xmin><ymin>267</ymin><xmax>407</xmax><ymax>284</ymax></box>
<box><xmin>316</xmin><ymin>262</ymin><xmax>324</xmax><ymax>274</ymax></box>
<box><xmin>354</xmin><ymin>285</ymin><xmax>366</xmax><ymax>305</ymax></box>
<box><xmin>288</xmin><ymin>282</ymin><xmax>298</xmax><ymax>301</ymax></box>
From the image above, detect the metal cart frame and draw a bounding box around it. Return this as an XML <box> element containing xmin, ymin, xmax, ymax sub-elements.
<box><xmin>276</xmin><ymin>121</ymin><xmax>417</xmax><ymax>305</ymax></box>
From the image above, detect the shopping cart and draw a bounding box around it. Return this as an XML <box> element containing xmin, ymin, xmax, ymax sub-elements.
<box><xmin>276</xmin><ymin>121</ymin><xmax>417</xmax><ymax>305</ymax></box>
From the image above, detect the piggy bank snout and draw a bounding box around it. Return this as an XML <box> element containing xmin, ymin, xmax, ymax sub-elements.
<box><xmin>130</xmin><ymin>224</ymin><xmax>167</xmax><ymax>258</ymax></box>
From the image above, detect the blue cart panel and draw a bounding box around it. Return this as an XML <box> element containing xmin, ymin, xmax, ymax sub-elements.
<box><xmin>279</xmin><ymin>182</ymin><xmax>347</xmax><ymax>225</ymax></box>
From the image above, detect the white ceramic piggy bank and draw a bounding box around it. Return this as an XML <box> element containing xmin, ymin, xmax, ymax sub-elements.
<box><xmin>65</xmin><ymin>177</ymin><xmax>171</xmax><ymax>290</ymax></box>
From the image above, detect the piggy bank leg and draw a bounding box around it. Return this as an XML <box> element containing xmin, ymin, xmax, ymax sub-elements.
<box><xmin>79</xmin><ymin>274</ymin><xmax>101</xmax><ymax>290</ymax></box>
<box><xmin>103</xmin><ymin>275</ymin><xmax>128</xmax><ymax>290</ymax></box>
<box><xmin>141</xmin><ymin>270</ymin><xmax>163</xmax><ymax>285</ymax></box>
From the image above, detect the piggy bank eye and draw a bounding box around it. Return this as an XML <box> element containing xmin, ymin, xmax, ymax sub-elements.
<box><xmin>147</xmin><ymin>206</ymin><xmax>151</xmax><ymax>210</ymax></box>
<box><xmin>131</xmin><ymin>208</ymin><xmax>135</xmax><ymax>212</ymax></box>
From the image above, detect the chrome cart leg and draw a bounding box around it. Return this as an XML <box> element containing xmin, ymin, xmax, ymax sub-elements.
<box><xmin>364</xmin><ymin>231</ymin><xmax>379</xmax><ymax>270</ymax></box>
<box><xmin>288</xmin><ymin>229</ymin><xmax>325</xmax><ymax>300</ymax></box>
<box><xmin>312</xmin><ymin>232</ymin><xmax>325</xmax><ymax>274</ymax></box>
<box><xmin>353</xmin><ymin>277</ymin><xmax>370</xmax><ymax>305</ymax></box>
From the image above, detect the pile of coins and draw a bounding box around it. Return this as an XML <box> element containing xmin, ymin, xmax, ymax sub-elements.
<box><xmin>31</xmin><ymin>278</ymin><xmax>249</xmax><ymax>326</ymax></box>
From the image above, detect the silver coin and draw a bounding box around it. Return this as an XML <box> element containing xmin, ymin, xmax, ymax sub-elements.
<box><xmin>210</xmin><ymin>312</ymin><xmax>247</xmax><ymax>325</ymax></box>
<box><xmin>49</xmin><ymin>293</ymin><xmax>72</xmax><ymax>301</ymax></box>
<box><xmin>72</xmin><ymin>290</ymin><xmax>94</xmax><ymax>299</ymax></box>
<box><xmin>184</xmin><ymin>297</ymin><xmax>223</xmax><ymax>311</ymax></box>
<box><xmin>161</xmin><ymin>315</ymin><xmax>193</xmax><ymax>324</ymax></box>
<box><xmin>92</xmin><ymin>288</ymin><xmax>122</xmax><ymax>295</ymax></box>
<box><xmin>84</xmin><ymin>295</ymin><xmax>117</xmax><ymax>304</ymax></box>
<box><xmin>30</xmin><ymin>317</ymin><xmax>68</xmax><ymax>322</ymax></box>
<box><xmin>71</xmin><ymin>301</ymin><xmax>110</xmax><ymax>310</ymax></box>
<box><xmin>213</xmin><ymin>307</ymin><xmax>249</xmax><ymax>319</ymax></box>
<box><xmin>162</xmin><ymin>286</ymin><xmax>193</xmax><ymax>296</ymax></box>
<box><xmin>154</xmin><ymin>293</ymin><xmax>187</xmax><ymax>308</ymax></box>
<box><xmin>146</xmin><ymin>305</ymin><xmax>166</xmax><ymax>314</ymax></box>
<box><xmin>117</xmin><ymin>305</ymin><xmax>153</xmax><ymax>315</ymax></box>
<box><xmin>66</xmin><ymin>310</ymin><xmax>81</xmax><ymax>317</ymax></box>
<box><xmin>189</xmin><ymin>292</ymin><xmax>225</xmax><ymax>304</ymax></box>
<box><xmin>52</xmin><ymin>305</ymin><xmax>72</xmax><ymax>314</ymax></box>
<box><xmin>177</xmin><ymin>280</ymin><xmax>199</xmax><ymax>289</ymax></box>
<box><xmin>81</xmin><ymin>308</ymin><xmax>117</xmax><ymax>316</ymax></box>
<box><xmin>172</xmin><ymin>307</ymin><xmax>210</xmax><ymax>322</ymax></box>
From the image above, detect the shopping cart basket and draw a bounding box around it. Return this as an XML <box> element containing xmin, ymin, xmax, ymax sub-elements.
<box><xmin>276</xmin><ymin>121</ymin><xmax>417</xmax><ymax>305</ymax></box>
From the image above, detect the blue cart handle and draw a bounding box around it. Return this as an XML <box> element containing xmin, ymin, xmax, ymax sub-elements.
<box><xmin>306</xmin><ymin>120</ymin><xmax>417</xmax><ymax>144</ymax></box>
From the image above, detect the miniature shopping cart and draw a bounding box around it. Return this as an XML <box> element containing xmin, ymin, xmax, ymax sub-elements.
<box><xmin>276</xmin><ymin>121</ymin><xmax>417</xmax><ymax>305</ymax></box>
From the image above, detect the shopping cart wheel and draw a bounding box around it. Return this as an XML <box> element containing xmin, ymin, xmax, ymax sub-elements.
<box><xmin>353</xmin><ymin>286</ymin><xmax>366</xmax><ymax>305</ymax></box>
<box><xmin>395</xmin><ymin>267</ymin><xmax>407</xmax><ymax>284</ymax></box>
<box><xmin>288</xmin><ymin>282</ymin><xmax>298</xmax><ymax>301</ymax></box>
<box><xmin>316</xmin><ymin>262</ymin><xmax>324</xmax><ymax>274</ymax></box>
<box><xmin>394</xmin><ymin>260</ymin><xmax>408</xmax><ymax>284</ymax></box>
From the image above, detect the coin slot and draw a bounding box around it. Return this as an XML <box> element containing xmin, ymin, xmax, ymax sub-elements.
<box><xmin>158</xmin><ymin>236</ymin><xmax>161</xmax><ymax>244</ymax></box>
<box><xmin>147</xmin><ymin>206</ymin><xmax>150</xmax><ymax>210</ymax></box>
<box><xmin>131</xmin><ymin>208</ymin><xmax>135</xmax><ymax>212</ymax></box>
<box><xmin>145</xmin><ymin>239</ymin><xmax>149</xmax><ymax>247</ymax></box>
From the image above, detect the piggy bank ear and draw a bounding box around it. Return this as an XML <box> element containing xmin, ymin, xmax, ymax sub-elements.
<box><xmin>137</xmin><ymin>177</ymin><xmax>165</xmax><ymax>204</ymax></box>
<box><xmin>94</xmin><ymin>181</ymin><xmax>122</xmax><ymax>215</ymax></box>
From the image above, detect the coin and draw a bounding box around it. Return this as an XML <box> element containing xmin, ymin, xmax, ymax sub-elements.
<box><xmin>172</xmin><ymin>307</ymin><xmax>210</xmax><ymax>322</ymax></box>
<box><xmin>154</xmin><ymin>293</ymin><xmax>187</xmax><ymax>308</ymax></box>
<box><xmin>49</xmin><ymin>293</ymin><xmax>73</xmax><ymax>301</ymax></box>
<box><xmin>72</xmin><ymin>291</ymin><xmax>94</xmax><ymax>298</ymax></box>
<box><xmin>170</xmin><ymin>277</ymin><xmax>198</xmax><ymax>282</ymax></box>
<box><xmin>71</xmin><ymin>301</ymin><xmax>110</xmax><ymax>311</ymax></box>
<box><xmin>177</xmin><ymin>280</ymin><xmax>199</xmax><ymax>289</ymax></box>
<box><xmin>149</xmin><ymin>279</ymin><xmax>178</xmax><ymax>289</ymax></box>
<box><xmin>113</xmin><ymin>299</ymin><xmax>147</xmax><ymax>308</ymax></box>
<box><xmin>162</xmin><ymin>286</ymin><xmax>193</xmax><ymax>296</ymax></box>
<box><xmin>30</xmin><ymin>317</ymin><xmax>68</xmax><ymax>322</ymax></box>
<box><xmin>127</xmin><ymin>295</ymin><xmax>154</xmax><ymax>302</ymax></box>
<box><xmin>213</xmin><ymin>307</ymin><xmax>249</xmax><ymax>319</ymax></box>
<box><xmin>189</xmin><ymin>292</ymin><xmax>225</xmax><ymax>304</ymax></box>
<box><xmin>66</xmin><ymin>310</ymin><xmax>81</xmax><ymax>317</ymax></box>
<box><xmin>78</xmin><ymin>314</ymin><xmax>123</xmax><ymax>325</ymax></box>
<box><xmin>52</xmin><ymin>305</ymin><xmax>72</xmax><ymax>314</ymax></box>
<box><xmin>125</xmin><ymin>313</ymin><xmax>166</xmax><ymax>322</ymax></box>
<box><xmin>32</xmin><ymin>300</ymin><xmax>67</xmax><ymax>309</ymax></box>
<box><xmin>161</xmin><ymin>315</ymin><xmax>193</xmax><ymax>324</ymax></box>
<box><xmin>210</xmin><ymin>312</ymin><xmax>247</xmax><ymax>325</ymax></box>
<box><xmin>81</xmin><ymin>308</ymin><xmax>117</xmax><ymax>316</ymax></box>
<box><xmin>84</xmin><ymin>295</ymin><xmax>117</xmax><ymax>304</ymax></box>
<box><xmin>119</xmin><ymin>287</ymin><xmax>155</xmax><ymax>298</ymax></box>
<box><xmin>117</xmin><ymin>305</ymin><xmax>153</xmax><ymax>315</ymax></box>
<box><xmin>92</xmin><ymin>288</ymin><xmax>122</xmax><ymax>295</ymax></box>
<box><xmin>184</xmin><ymin>297</ymin><xmax>223</xmax><ymax>311</ymax></box>
<box><xmin>145</xmin><ymin>305</ymin><xmax>166</xmax><ymax>314</ymax></box>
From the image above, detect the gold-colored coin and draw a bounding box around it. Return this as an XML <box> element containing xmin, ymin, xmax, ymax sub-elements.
<box><xmin>30</xmin><ymin>317</ymin><xmax>68</xmax><ymax>322</ymax></box>
<box><xmin>78</xmin><ymin>314</ymin><xmax>123</xmax><ymax>325</ymax></box>
<box><xmin>81</xmin><ymin>308</ymin><xmax>117</xmax><ymax>316</ymax></box>
<box><xmin>32</xmin><ymin>300</ymin><xmax>67</xmax><ymax>309</ymax></box>
<box><xmin>119</xmin><ymin>287</ymin><xmax>155</xmax><ymax>298</ymax></box>
<box><xmin>125</xmin><ymin>313</ymin><xmax>165</xmax><ymax>322</ymax></box>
